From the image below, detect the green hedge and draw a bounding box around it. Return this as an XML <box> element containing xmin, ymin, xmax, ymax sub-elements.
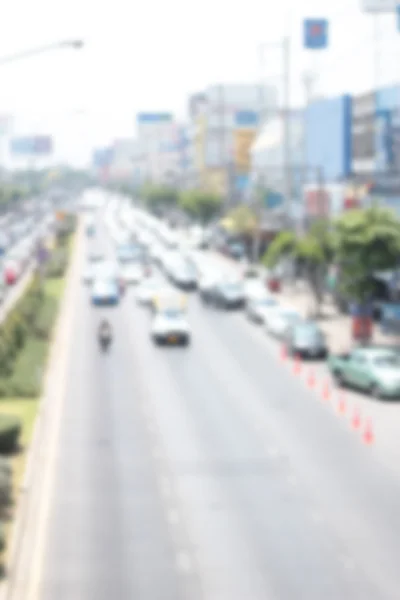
<box><xmin>0</xmin><ymin>415</ymin><xmax>21</xmax><ymax>454</ymax></box>
<box><xmin>45</xmin><ymin>248</ymin><xmax>69</xmax><ymax>279</ymax></box>
<box><xmin>0</xmin><ymin>223</ymin><xmax>75</xmax><ymax>398</ymax></box>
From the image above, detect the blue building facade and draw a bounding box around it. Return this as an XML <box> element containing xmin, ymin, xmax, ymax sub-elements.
<box><xmin>305</xmin><ymin>95</ymin><xmax>352</xmax><ymax>183</ymax></box>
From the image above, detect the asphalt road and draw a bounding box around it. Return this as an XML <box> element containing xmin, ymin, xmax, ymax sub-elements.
<box><xmin>37</xmin><ymin>216</ymin><xmax>400</xmax><ymax>600</ymax></box>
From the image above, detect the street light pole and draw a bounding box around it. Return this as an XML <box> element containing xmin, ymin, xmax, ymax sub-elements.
<box><xmin>0</xmin><ymin>39</ymin><xmax>84</xmax><ymax>66</ymax></box>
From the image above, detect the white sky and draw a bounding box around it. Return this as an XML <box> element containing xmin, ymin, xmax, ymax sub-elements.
<box><xmin>0</xmin><ymin>0</ymin><xmax>399</xmax><ymax>166</ymax></box>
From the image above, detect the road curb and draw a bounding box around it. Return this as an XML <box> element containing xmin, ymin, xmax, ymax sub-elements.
<box><xmin>0</xmin><ymin>220</ymin><xmax>83</xmax><ymax>600</ymax></box>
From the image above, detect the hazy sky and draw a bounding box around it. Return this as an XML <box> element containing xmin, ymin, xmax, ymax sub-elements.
<box><xmin>0</xmin><ymin>0</ymin><xmax>399</xmax><ymax>166</ymax></box>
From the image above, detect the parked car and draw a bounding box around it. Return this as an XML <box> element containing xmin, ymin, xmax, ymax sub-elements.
<box><xmin>264</xmin><ymin>307</ymin><xmax>303</xmax><ymax>338</ymax></box>
<box><xmin>246</xmin><ymin>294</ymin><xmax>278</xmax><ymax>323</ymax></box>
<box><xmin>202</xmin><ymin>279</ymin><xmax>245</xmax><ymax>309</ymax></box>
<box><xmin>283</xmin><ymin>321</ymin><xmax>328</xmax><ymax>359</ymax></box>
<box><xmin>328</xmin><ymin>347</ymin><xmax>400</xmax><ymax>398</ymax></box>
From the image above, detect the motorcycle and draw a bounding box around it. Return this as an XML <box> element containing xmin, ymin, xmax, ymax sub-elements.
<box><xmin>98</xmin><ymin>332</ymin><xmax>112</xmax><ymax>352</ymax></box>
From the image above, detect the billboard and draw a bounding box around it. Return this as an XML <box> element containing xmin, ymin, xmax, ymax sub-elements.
<box><xmin>136</xmin><ymin>113</ymin><xmax>172</xmax><ymax>123</ymax></box>
<box><xmin>10</xmin><ymin>136</ymin><xmax>53</xmax><ymax>155</ymax></box>
<box><xmin>361</xmin><ymin>0</ymin><xmax>397</xmax><ymax>11</ymax></box>
<box><xmin>233</xmin><ymin>129</ymin><xmax>257</xmax><ymax>171</ymax></box>
<box><xmin>235</xmin><ymin>110</ymin><xmax>259</xmax><ymax>128</ymax></box>
<box><xmin>303</xmin><ymin>19</ymin><xmax>329</xmax><ymax>49</ymax></box>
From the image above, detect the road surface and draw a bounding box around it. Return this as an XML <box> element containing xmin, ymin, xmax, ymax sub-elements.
<box><xmin>36</xmin><ymin>215</ymin><xmax>400</xmax><ymax>600</ymax></box>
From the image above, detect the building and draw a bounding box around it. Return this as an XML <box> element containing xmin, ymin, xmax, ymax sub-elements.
<box><xmin>135</xmin><ymin>113</ymin><xmax>182</xmax><ymax>184</ymax></box>
<box><xmin>303</xmin><ymin>95</ymin><xmax>352</xmax><ymax>220</ymax></box>
<box><xmin>189</xmin><ymin>83</ymin><xmax>277</xmax><ymax>197</ymax></box>
<box><xmin>250</xmin><ymin>112</ymin><xmax>304</xmax><ymax>201</ymax></box>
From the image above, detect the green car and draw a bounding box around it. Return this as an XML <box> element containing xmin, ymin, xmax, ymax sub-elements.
<box><xmin>328</xmin><ymin>347</ymin><xmax>400</xmax><ymax>399</ymax></box>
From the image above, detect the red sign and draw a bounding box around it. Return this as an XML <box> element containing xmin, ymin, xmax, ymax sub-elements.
<box><xmin>305</xmin><ymin>189</ymin><xmax>330</xmax><ymax>216</ymax></box>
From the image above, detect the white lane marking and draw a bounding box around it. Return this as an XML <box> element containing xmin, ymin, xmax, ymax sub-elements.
<box><xmin>168</xmin><ymin>509</ymin><xmax>180</xmax><ymax>525</ymax></box>
<box><xmin>176</xmin><ymin>552</ymin><xmax>193</xmax><ymax>572</ymax></box>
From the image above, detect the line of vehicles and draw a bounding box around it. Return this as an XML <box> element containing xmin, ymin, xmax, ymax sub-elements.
<box><xmin>85</xmin><ymin>198</ymin><xmax>400</xmax><ymax>400</ymax></box>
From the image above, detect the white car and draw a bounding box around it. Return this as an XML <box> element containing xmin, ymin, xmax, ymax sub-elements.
<box><xmin>264</xmin><ymin>307</ymin><xmax>303</xmax><ymax>338</ymax></box>
<box><xmin>246</xmin><ymin>294</ymin><xmax>279</xmax><ymax>323</ymax></box>
<box><xmin>122</xmin><ymin>262</ymin><xmax>144</xmax><ymax>284</ymax></box>
<box><xmin>135</xmin><ymin>279</ymin><xmax>166</xmax><ymax>305</ymax></box>
<box><xmin>244</xmin><ymin>279</ymin><xmax>266</xmax><ymax>300</ymax></box>
<box><xmin>151</xmin><ymin>308</ymin><xmax>191</xmax><ymax>346</ymax></box>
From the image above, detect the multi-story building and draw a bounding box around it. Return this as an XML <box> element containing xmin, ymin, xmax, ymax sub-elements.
<box><xmin>135</xmin><ymin>113</ymin><xmax>183</xmax><ymax>184</ymax></box>
<box><xmin>188</xmin><ymin>84</ymin><xmax>277</xmax><ymax>197</ymax></box>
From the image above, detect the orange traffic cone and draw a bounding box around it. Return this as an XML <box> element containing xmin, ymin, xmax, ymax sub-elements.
<box><xmin>307</xmin><ymin>368</ymin><xmax>316</xmax><ymax>389</ymax></box>
<box><xmin>363</xmin><ymin>418</ymin><xmax>375</xmax><ymax>445</ymax></box>
<box><xmin>321</xmin><ymin>378</ymin><xmax>331</xmax><ymax>401</ymax></box>
<box><xmin>351</xmin><ymin>406</ymin><xmax>361</xmax><ymax>430</ymax></box>
<box><xmin>292</xmin><ymin>354</ymin><xmax>301</xmax><ymax>375</ymax></box>
<box><xmin>337</xmin><ymin>391</ymin><xmax>347</xmax><ymax>415</ymax></box>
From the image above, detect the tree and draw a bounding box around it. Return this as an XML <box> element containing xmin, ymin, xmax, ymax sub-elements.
<box><xmin>262</xmin><ymin>219</ymin><xmax>334</xmax><ymax>315</ymax></box>
<box><xmin>296</xmin><ymin>219</ymin><xmax>335</xmax><ymax>314</ymax></box>
<box><xmin>179</xmin><ymin>190</ymin><xmax>222</xmax><ymax>223</ymax></box>
<box><xmin>141</xmin><ymin>184</ymin><xmax>178</xmax><ymax>212</ymax></box>
<box><xmin>262</xmin><ymin>230</ymin><xmax>297</xmax><ymax>268</ymax></box>
<box><xmin>225</xmin><ymin>204</ymin><xmax>258</xmax><ymax>235</ymax></box>
<box><xmin>334</xmin><ymin>206</ymin><xmax>400</xmax><ymax>305</ymax></box>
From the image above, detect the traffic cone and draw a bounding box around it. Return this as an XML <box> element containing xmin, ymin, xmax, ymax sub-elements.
<box><xmin>292</xmin><ymin>354</ymin><xmax>301</xmax><ymax>375</ymax></box>
<box><xmin>337</xmin><ymin>391</ymin><xmax>347</xmax><ymax>415</ymax></box>
<box><xmin>321</xmin><ymin>378</ymin><xmax>331</xmax><ymax>401</ymax></box>
<box><xmin>280</xmin><ymin>345</ymin><xmax>287</xmax><ymax>362</ymax></box>
<box><xmin>307</xmin><ymin>368</ymin><xmax>316</xmax><ymax>389</ymax></box>
<box><xmin>363</xmin><ymin>418</ymin><xmax>374</xmax><ymax>445</ymax></box>
<box><xmin>351</xmin><ymin>406</ymin><xmax>361</xmax><ymax>430</ymax></box>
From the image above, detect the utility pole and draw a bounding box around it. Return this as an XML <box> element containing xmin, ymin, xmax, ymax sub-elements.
<box><xmin>217</xmin><ymin>84</ymin><xmax>228</xmax><ymax>212</ymax></box>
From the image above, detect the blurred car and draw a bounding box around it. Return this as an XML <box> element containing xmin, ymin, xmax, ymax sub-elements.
<box><xmin>202</xmin><ymin>279</ymin><xmax>245</xmax><ymax>309</ymax></box>
<box><xmin>152</xmin><ymin>289</ymin><xmax>188</xmax><ymax>314</ymax></box>
<box><xmin>264</xmin><ymin>307</ymin><xmax>303</xmax><ymax>338</ymax></box>
<box><xmin>151</xmin><ymin>307</ymin><xmax>191</xmax><ymax>346</ymax></box>
<box><xmin>328</xmin><ymin>347</ymin><xmax>400</xmax><ymax>398</ymax></box>
<box><xmin>91</xmin><ymin>278</ymin><xmax>120</xmax><ymax>306</ymax></box>
<box><xmin>4</xmin><ymin>260</ymin><xmax>20</xmax><ymax>285</ymax></box>
<box><xmin>121</xmin><ymin>262</ymin><xmax>144</xmax><ymax>285</ymax></box>
<box><xmin>135</xmin><ymin>278</ymin><xmax>166</xmax><ymax>306</ymax></box>
<box><xmin>244</xmin><ymin>279</ymin><xmax>267</xmax><ymax>300</ymax></box>
<box><xmin>116</xmin><ymin>243</ymin><xmax>144</xmax><ymax>263</ymax></box>
<box><xmin>283</xmin><ymin>321</ymin><xmax>328</xmax><ymax>359</ymax></box>
<box><xmin>169</xmin><ymin>261</ymin><xmax>198</xmax><ymax>290</ymax></box>
<box><xmin>246</xmin><ymin>294</ymin><xmax>279</xmax><ymax>323</ymax></box>
<box><xmin>87</xmin><ymin>250</ymin><xmax>104</xmax><ymax>263</ymax></box>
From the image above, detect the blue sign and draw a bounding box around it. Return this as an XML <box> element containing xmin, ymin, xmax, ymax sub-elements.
<box><xmin>304</xmin><ymin>19</ymin><xmax>329</xmax><ymax>49</ymax></box>
<box><xmin>235</xmin><ymin>174</ymin><xmax>249</xmax><ymax>192</ymax></box>
<box><xmin>10</xmin><ymin>136</ymin><xmax>53</xmax><ymax>155</ymax></box>
<box><xmin>235</xmin><ymin>111</ymin><xmax>259</xmax><ymax>128</ymax></box>
<box><xmin>137</xmin><ymin>113</ymin><xmax>172</xmax><ymax>124</ymax></box>
<box><xmin>265</xmin><ymin>191</ymin><xmax>283</xmax><ymax>209</ymax></box>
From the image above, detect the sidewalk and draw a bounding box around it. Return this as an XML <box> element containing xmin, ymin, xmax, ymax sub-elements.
<box><xmin>208</xmin><ymin>249</ymin><xmax>396</xmax><ymax>353</ymax></box>
<box><xmin>278</xmin><ymin>280</ymin><xmax>395</xmax><ymax>353</ymax></box>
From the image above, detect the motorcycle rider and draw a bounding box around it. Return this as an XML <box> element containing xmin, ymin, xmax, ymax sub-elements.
<box><xmin>98</xmin><ymin>319</ymin><xmax>112</xmax><ymax>343</ymax></box>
